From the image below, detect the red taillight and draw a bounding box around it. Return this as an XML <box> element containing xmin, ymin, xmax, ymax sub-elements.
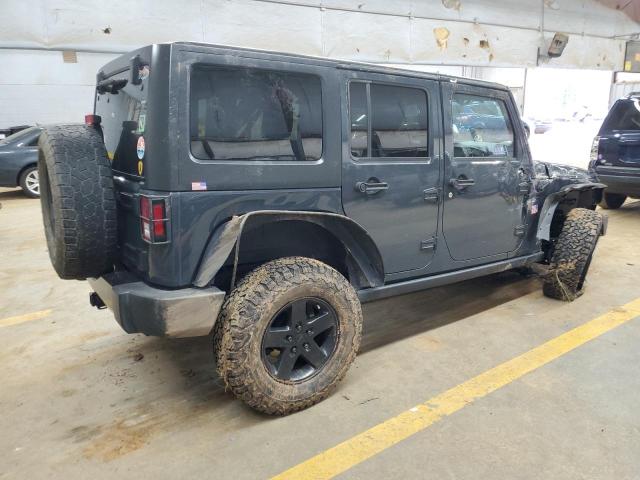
<box><xmin>140</xmin><ymin>196</ymin><xmax>151</xmax><ymax>219</ymax></box>
<box><xmin>139</xmin><ymin>195</ymin><xmax>169</xmax><ymax>243</ymax></box>
<box><xmin>84</xmin><ymin>114</ymin><xmax>101</xmax><ymax>126</ymax></box>
<box><xmin>152</xmin><ymin>202</ymin><xmax>164</xmax><ymax>219</ymax></box>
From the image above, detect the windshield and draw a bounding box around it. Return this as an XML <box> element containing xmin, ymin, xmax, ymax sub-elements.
<box><xmin>601</xmin><ymin>99</ymin><xmax>640</xmax><ymax>132</ymax></box>
<box><xmin>0</xmin><ymin>127</ymin><xmax>38</xmax><ymax>146</ymax></box>
<box><xmin>95</xmin><ymin>69</ymin><xmax>148</xmax><ymax>177</ymax></box>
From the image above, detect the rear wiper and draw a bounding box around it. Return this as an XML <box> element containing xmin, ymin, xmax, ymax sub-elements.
<box><xmin>97</xmin><ymin>78</ymin><xmax>127</xmax><ymax>94</ymax></box>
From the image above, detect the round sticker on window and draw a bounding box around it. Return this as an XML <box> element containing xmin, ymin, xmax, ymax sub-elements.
<box><xmin>136</xmin><ymin>136</ymin><xmax>145</xmax><ymax>160</ymax></box>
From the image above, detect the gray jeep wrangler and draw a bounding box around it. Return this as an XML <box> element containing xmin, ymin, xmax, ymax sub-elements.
<box><xmin>38</xmin><ymin>42</ymin><xmax>606</xmax><ymax>415</ymax></box>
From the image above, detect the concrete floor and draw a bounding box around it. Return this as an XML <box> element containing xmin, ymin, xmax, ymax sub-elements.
<box><xmin>1</xmin><ymin>187</ymin><xmax>639</xmax><ymax>479</ymax></box>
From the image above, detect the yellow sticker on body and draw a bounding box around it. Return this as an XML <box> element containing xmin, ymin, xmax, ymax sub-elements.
<box><xmin>138</xmin><ymin>160</ymin><xmax>143</xmax><ymax>176</ymax></box>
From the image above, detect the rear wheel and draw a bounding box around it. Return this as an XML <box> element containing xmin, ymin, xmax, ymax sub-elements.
<box><xmin>19</xmin><ymin>166</ymin><xmax>39</xmax><ymax>198</ymax></box>
<box><xmin>213</xmin><ymin>257</ymin><xmax>362</xmax><ymax>415</ymax></box>
<box><xmin>598</xmin><ymin>191</ymin><xmax>626</xmax><ymax>209</ymax></box>
<box><xmin>543</xmin><ymin>208</ymin><xmax>603</xmax><ymax>301</ymax></box>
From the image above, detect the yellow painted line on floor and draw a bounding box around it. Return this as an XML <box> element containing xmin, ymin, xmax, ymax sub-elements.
<box><xmin>0</xmin><ymin>309</ymin><xmax>52</xmax><ymax>328</ymax></box>
<box><xmin>273</xmin><ymin>298</ymin><xmax>640</xmax><ymax>480</ymax></box>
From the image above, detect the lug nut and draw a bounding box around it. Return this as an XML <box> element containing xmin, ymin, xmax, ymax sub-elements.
<box><xmin>306</xmin><ymin>329</ymin><xmax>313</xmax><ymax>335</ymax></box>
<box><xmin>286</xmin><ymin>335</ymin><xmax>293</xmax><ymax>342</ymax></box>
<box><xmin>303</xmin><ymin>343</ymin><xmax>310</xmax><ymax>351</ymax></box>
<box><xmin>291</xmin><ymin>347</ymin><xmax>298</xmax><ymax>354</ymax></box>
<box><xmin>295</xmin><ymin>324</ymin><xmax>303</xmax><ymax>332</ymax></box>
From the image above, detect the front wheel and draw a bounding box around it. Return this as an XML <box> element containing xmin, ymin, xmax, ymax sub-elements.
<box><xmin>543</xmin><ymin>208</ymin><xmax>603</xmax><ymax>301</ymax></box>
<box><xmin>213</xmin><ymin>257</ymin><xmax>363</xmax><ymax>415</ymax></box>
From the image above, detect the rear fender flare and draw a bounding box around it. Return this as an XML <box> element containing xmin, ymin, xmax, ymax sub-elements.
<box><xmin>536</xmin><ymin>183</ymin><xmax>606</xmax><ymax>241</ymax></box>
<box><xmin>193</xmin><ymin>211</ymin><xmax>385</xmax><ymax>289</ymax></box>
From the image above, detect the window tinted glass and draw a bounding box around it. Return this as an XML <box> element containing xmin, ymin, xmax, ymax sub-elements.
<box><xmin>371</xmin><ymin>84</ymin><xmax>428</xmax><ymax>157</ymax></box>
<box><xmin>349</xmin><ymin>82</ymin><xmax>368</xmax><ymax>158</ymax></box>
<box><xmin>190</xmin><ymin>66</ymin><xmax>322</xmax><ymax>161</ymax></box>
<box><xmin>0</xmin><ymin>127</ymin><xmax>37</xmax><ymax>146</ymax></box>
<box><xmin>349</xmin><ymin>82</ymin><xmax>428</xmax><ymax>158</ymax></box>
<box><xmin>95</xmin><ymin>71</ymin><xmax>147</xmax><ymax>177</ymax></box>
<box><xmin>452</xmin><ymin>94</ymin><xmax>514</xmax><ymax>158</ymax></box>
<box><xmin>601</xmin><ymin>99</ymin><xmax>640</xmax><ymax>131</ymax></box>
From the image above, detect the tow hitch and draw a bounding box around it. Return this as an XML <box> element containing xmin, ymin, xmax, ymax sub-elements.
<box><xmin>89</xmin><ymin>292</ymin><xmax>106</xmax><ymax>309</ymax></box>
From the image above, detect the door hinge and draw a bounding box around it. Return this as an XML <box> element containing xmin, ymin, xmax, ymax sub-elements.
<box><xmin>420</xmin><ymin>237</ymin><xmax>437</xmax><ymax>251</ymax></box>
<box><xmin>514</xmin><ymin>224</ymin><xmax>527</xmax><ymax>237</ymax></box>
<box><xmin>423</xmin><ymin>187</ymin><xmax>441</xmax><ymax>203</ymax></box>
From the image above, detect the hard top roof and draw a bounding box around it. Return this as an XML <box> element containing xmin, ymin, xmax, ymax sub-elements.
<box><xmin>100</xmin><ymin>41</ymin><xmax>508</xmax><ymax>92</ymax></box>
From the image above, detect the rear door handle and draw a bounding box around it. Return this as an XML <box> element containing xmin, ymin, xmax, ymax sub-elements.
<box><xmin>449</xmin><ymin>177</ymin><xmax>475</xmax><ymax>190</ymax></box>
<box><xmin>355</xmin><ymin>180</ymin><xmax>389</xmax><ymax>194</ymax></box>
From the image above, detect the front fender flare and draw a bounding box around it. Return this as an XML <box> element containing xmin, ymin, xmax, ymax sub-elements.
<box><xmin>536</xmin><ymin>182</ymin><xmax>605</xmax><ymax>241</ymax></box>
<box><xmin>192</xmin><ymin>211</ymin><xmax>385</xmax><ymax>289</ymax></box>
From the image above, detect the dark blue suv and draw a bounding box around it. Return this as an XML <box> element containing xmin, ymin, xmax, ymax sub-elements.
<box><xmin>590</xmin><ymin>94</ymin><xmax>640</xmax><ymax>209</ymax></box>
<box><xmin>37</xmin><ymin>43</ymin><xmax>607</xmax><ymax>415</ymax></box>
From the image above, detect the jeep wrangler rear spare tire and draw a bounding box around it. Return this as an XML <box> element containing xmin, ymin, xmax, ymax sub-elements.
<box><xmin>542</xmin><ymin>208</ymin><xmax>603</xmax><ymax>301</ymax></box>
<box><xmin>598</xmin><ymin>191</ymin><xmax>626</xmax><ymax>210</ymax></box>
<box><xmin>213</xmin><ymin>257</ymin><xmax>363</xmax><ymax>415</ymax></box>
<box><xmin>38</xmin><ymin>125</ymin><xmax>117</xmax><ymax>280</ymax></box>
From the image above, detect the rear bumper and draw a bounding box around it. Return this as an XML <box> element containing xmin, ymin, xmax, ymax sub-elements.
<box><xmin>597</xmin><ymin>174</ymin><xmax>640</xmax><ymax>197</ymax></box>
<box><xmin>88</xmin><ymin>271</ymin><xmax>225</xmax><ymax>338</ymax></box>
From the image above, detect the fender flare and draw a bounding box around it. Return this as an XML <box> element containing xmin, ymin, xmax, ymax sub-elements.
<box><xmin>536</xmin><ymin>182</ymin><xmax>606</xmax><ymax>241</ymax></box>
<box><xmin>192</xmin><ymin>210</ymin><xmax>385</xmax><ymax>289</ymax></box>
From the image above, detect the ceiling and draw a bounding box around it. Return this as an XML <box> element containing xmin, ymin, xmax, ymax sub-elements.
<box><xmin>598</xmin><ymin>0</ymin><xmax>640</xmax><ymax>24</ymax></box>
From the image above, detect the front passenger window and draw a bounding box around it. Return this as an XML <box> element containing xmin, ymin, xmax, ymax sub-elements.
<box><xmin>452</xmin><ymin>94</ymin><xmax>514</xmax><ymax>158</ymax></box>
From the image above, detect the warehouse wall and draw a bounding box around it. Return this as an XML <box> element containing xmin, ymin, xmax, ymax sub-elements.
<box><xmin>0</xmin><ymin>0</ymin><xmax>638</xmax><ymax>128</ymax></box>
<box><xmin>609</xmin><ymin>73</ymin><xmax>640</xmax><ymax>107</ymax></box>
<box><xmin>0</xmin><ymin>49</ymin><xmax>117</xmax><ymax>128</ymax></box>
<box><xmin>0</xmin><ymin>0</ymin><xmax>634</xmax><ymax>67</ymax></box>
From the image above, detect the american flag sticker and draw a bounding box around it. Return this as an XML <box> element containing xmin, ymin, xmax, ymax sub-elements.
<box><xmin>531</xmin><ymin>201</ymin><xmax>538</xmax><ymax>215</ymax></box>
<box><xmin>191</xmin><ymin>181</ymin><xmax>207</xmax><ymax>191</ymax></box>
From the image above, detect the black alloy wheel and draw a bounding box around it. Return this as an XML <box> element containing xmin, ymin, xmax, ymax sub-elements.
<box><xmin>213</xmin><ymin>256</ymin><xmax>363</xmax><ymax>415</ymax></box>
<box><xmin>261</xmin><ymin>297</ymin><xmax>338</xmax><ymax>382</ymax></box>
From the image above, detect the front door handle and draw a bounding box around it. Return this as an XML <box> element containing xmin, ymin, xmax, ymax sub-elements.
<box><xmin>355</xmin><ymin>180</ymin><xmax>389</xmax><ymax>194</ymax></box>
<box><xmin>449</xmin><ymin>177</ymin><xmax>475</xmax><ymax>190</ymax></box>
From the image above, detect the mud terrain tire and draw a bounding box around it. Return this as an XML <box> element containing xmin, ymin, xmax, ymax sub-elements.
<box><xmin>38</xmin><ymin>125</ymin><xmax>117</xmax><ymax>280</ymax></box>
<box><xmin>598</xmin><ymin>192</ymin><xmax>626</xmax><ymax>210</ymax></box>
<box><xmin>543</xmin><ymin>208</ymin><xmax>603</xmax><ymax>301</ymax></box>
<box><xmin>213</xmin><ymin>257</ymin><xmax>363</xmax><ymax>415</ymax></box>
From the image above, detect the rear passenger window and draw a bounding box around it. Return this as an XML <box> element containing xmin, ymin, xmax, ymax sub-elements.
<box><xmin>452</xmin><ymin>94</ymin><xmax>514</xmax><ymax>158</ymax></box>
<box><xmin>349</xmin><ymin>82</ymin><xmax>428</xmax><ymax>158</ymax></box>
<box><xmin>190</xmin><ymin>65</ymin><xmax>322</xmax><ymax>161</ymax></box>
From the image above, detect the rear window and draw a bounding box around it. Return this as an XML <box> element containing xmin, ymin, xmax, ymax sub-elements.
<box><xmin>349</xmin><ymin>82</ymin><xmax>428</xmax><ymax>158</ymax></box>
<box><xmin>601</xmin><ymin>99</ymin><xmax>640</xmax><ymax>131</ymax></box>
<box><xmin>189</xmin><ymin>65</ymin><xmax>322</xmax><ymax>162</ymax></box>
<box><xmin>0</xmin><ymin>127</ymin><xmax>37</xmax><ymax>146</ymax></box>
<box><xmin>95</xmin><ymin>71</ymin><xmax>148</xmax><ymax>177</ymax></box>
